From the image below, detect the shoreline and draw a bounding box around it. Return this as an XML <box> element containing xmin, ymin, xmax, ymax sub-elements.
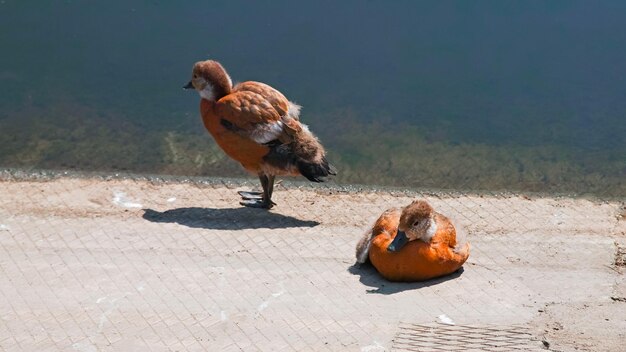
<box><xmin>1</xmin><ymin>167</ymin><xmax>618</xmax><ymax>202</ymax></box>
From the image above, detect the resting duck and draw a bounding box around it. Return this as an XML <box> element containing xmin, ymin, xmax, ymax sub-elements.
<box><xmin>356</xmin><ymin>200</ymin><xmax>470</xmax><ymax>282</ymax></box>
<box><xmin>184</xmin><ymin>60</ymin><xmax>335</xmax><ymax>209</ymax></box>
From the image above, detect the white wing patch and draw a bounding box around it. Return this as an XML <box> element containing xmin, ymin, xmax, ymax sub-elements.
<box><xmin>248</xmin><ymin>120</ymin><xmax>284</xmax><ymax>144</ymax></box>
<box><xmin>247</xmin><ymin>102</ymin><xmax>302</xmax><ymax>144</ymax></box>
<box><xmin>287</xmin><ymin>101</ymin><xmax>301</xmax><ymax>120</ymax></box>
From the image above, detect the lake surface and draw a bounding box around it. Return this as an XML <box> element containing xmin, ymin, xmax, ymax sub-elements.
<box><xmin>1</xmin><ymin>1</ymin><xmax>624</xmax><ymax>197</ymax></box>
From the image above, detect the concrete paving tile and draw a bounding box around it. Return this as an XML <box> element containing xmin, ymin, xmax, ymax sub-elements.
<box><xmin>1</xmin><ymin>177</ymin><xmax>624</xmax><ymax>351</ymax></box>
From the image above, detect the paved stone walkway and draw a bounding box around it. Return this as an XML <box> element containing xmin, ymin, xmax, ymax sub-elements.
<box><xmin>0</xmin><ymin>176</ymin><xmax>624</xmax><ymax>351</ymax></box>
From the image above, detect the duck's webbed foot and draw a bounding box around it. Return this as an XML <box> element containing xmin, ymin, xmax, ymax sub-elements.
<box><xmin>240</xmin><ymin>198</ymin><xmax>276</xmax><ymax>209</ymax></box>
<box><xmin>238</xmin><ymin>174</ymin><xmax>276</xmax><ymax>209</ymax></box>
<box><xmin>238</xmin><ymin>191</ymin><xmax>263</xmax><ymax>200</ymax></box>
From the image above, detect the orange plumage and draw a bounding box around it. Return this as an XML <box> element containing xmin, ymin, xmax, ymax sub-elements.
<box><xmin>199</xmin><ymin>99</ymin><xmax>272</xmax><ymax>173</ymax></box>
<box><xmin>185</xmin><ymin>60</ymin><xmax>335</xmax><ymax>208</ymax></box>
<box><xmin>356</xmin><ymin>201</ymin><xmax>470</xmax><ymax>282</ymax></box>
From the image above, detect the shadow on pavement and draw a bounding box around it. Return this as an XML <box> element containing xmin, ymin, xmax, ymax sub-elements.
<box><xmin>142</xmin><ymin>207</ymin><xmax>319</xmax><ymax>230</ymax></box>
<box><xmin>348</xmin><ymin>263</ymin><xmax>464</xmax><ymax>294</ymax></box>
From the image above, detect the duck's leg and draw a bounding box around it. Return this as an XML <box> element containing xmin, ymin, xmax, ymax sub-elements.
<box><xmin>238</xmin><ymin>174</ymin><xmax>269</xmax><ymax>200</ymax></box>
<box><xmin>240</xmin><ymin>174</ymin><xmax>276</xmax><ymax>209</ymax></box>
<box><xmin>267</xmin><ymin>175</ymin><xmax>275</xmax><ymax>199</ymax></box>
<box><xmin>238</xmin><ymin>173</ymin><xmax>266</xmax><ymax>200</ymax></box>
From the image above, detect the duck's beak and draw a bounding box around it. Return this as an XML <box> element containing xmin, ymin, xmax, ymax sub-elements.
<box><xmin>183</xmin><ymin>81</ymin><xmax>194</xmax><ymax>90</ymax></box>
<box><xmin>387</xmin><ymin>230</ymin><xmax>408</xmax><ymax>252</ymax></box>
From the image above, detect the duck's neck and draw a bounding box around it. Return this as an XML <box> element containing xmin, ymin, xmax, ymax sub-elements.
<box><xmin>425</xmin><ymin>218</ymin><xmax>438</xmax><ymax>242</ymax></box>
<box><xmin>199</xmin><ymin>82</ymin><xmax>231</xmax><ymax>102</ymax></box>
<box><xmin>210</xmin><ymin>67</ymin><xmax>233</xmax><ymax>100</ymax></box>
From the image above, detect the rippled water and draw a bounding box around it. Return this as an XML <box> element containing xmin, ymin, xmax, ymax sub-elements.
<box><xmin>1</xmin><ymin>1</ymin><xmax>624</xmax><ymax>196</ymax></box>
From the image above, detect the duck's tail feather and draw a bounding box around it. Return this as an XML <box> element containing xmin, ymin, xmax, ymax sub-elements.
<box><xmin>291</xmin><ymin>126</ymin><xmax>336</xmax><ymax>182</ymax></box>
<box><xmin>355</xmin><ymin>229</ymin><xmax>373</xmax><ymax>264</ymax></box>
<box><xmin>297</xmin><ymin>155</ymin><xmax>336</xmax><ymax>182</ymax></box>
<box><xmin>263</xmin><ymin>120</ymin><xmax>336</xmax><ymax>181</ymax></box>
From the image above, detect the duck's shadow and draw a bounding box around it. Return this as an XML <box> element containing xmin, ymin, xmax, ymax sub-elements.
<box><xmin>142</xmin><ymin>207</ymin><xmax>319</xmax><ymax>230</ymax></box>
<box><xmin>348</xmin><ymin>263</ymin><xmax>464</xmax><ymax>295</ymax></box>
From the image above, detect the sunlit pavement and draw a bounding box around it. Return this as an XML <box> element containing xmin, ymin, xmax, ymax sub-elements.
<box><xmin>1</xmin><ymin>176</ymin><xmax>624</xmax><ymax>351</ymax></box>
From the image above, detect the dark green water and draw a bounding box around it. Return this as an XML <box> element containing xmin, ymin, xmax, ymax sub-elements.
<box><xmin>1</xmin><ymin>1</ymin><xmax>624</xmax><ymax>196</ymax></box>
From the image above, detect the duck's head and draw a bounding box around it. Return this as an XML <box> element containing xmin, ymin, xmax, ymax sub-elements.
<box><xmin>387</xmin><ymin>200</ymin><xmax>437</xmax><ymax>252</ymax></box>
<box><xmin>184</xmin><ymin>60</ymin><xmax>233</xmax><ymax>101</ymax></box>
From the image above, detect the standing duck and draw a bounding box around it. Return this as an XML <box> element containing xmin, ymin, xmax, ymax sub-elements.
<box><xmin>184</xmin><ymin>60</ymin><xmax>335</xmax><ymax>209</ymax></box>
<box><xmin>356</xmin><ymin>200</ymin><xmax>470</xmax><ymax>282</ymax></box>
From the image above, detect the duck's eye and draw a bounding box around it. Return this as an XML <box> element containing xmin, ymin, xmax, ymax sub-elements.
<box><xmin>413</xmin><ymin>221</ymin><xmax>420</xmax><ymax>227</ymax></box>
<box><xmin>193</xmin><ymin>74</ymin><xmax>198</xmax><ymax>78</ymax></box>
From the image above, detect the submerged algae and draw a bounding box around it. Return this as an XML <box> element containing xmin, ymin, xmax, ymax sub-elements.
<box><xmin>1</xmin><ymin>101</ymin><xmax>623</xmax><ymax>198</ymax></box>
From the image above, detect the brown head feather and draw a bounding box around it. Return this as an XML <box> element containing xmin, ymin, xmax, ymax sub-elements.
<box><xmin>190</xmin><ymin>60</ymin><xmax>233</xmax><ymax>100</ymax></box>
<box><xmin>398</xmin><ymin>200</ymin><xmax>435</xmax><ymax>242</ymax></box>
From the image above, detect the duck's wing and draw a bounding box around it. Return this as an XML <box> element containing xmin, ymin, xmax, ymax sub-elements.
<box><xmin>432</xmin><ymin>213</ymin><xmax>458</xmax><ymax>248</ymax></box>
<box><xmin>372</xmin><ymin>208</ymin><xmax>401</xmax><ymax>237</ymax></box>
<box><xmin>234</xmin><ymin>81</ymin><xmax>289</xmax><ymax>116</ymax></box>
<box><xmin>234</xmin><ymin>81</ymin><xmax>304</xmax><ymax>136</ymax></box>
<box><xmin>215</xmin><ymin>82</ymin><xmax>301</xmax><ymax>144</ymax></box>
<box><xmin>356</xmin><ymin>208</ymin><xmax>401</xmax><ymax>263</ymax></box>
